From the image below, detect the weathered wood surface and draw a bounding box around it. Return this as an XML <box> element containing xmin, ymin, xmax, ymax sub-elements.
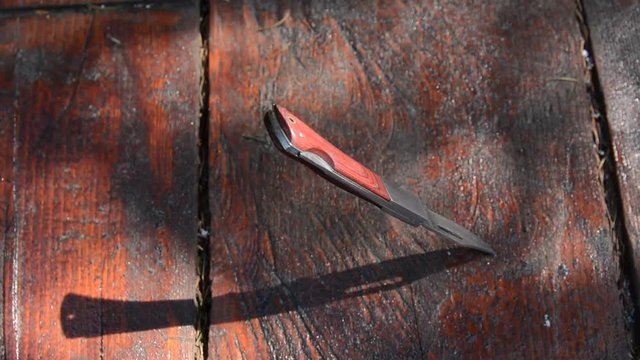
<box><xmin>584</xmin><ymin>0</ymin><xmax>640</xmax><ymax>299</ymax></box>
<box><xmin>0</xmin><ymin>0</ymin><xmax>137</xmax><ymax>9</ymax></box>
<box><xmin>1</xmin><ymin>8</ymin><xmax>201</xmax><ymax>359</ymax></box>
<box><xmin>208</xmin><ymin>1</ymin><xmax>630</xmax><ymax>358</ymax></box>
<box><xmin>0</xmin><ymin>17</ymin><xmax>17</xmax><ymax>359</ymax></box>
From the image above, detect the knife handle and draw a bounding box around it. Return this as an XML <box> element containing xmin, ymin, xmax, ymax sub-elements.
<box><xmin>274</xmin><ymin>105</ymin><xmax>391</xmax><ymax>201</ymax></box>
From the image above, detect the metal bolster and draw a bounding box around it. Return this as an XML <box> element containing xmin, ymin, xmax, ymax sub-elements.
<box><xmin>265</xmin><ymin>109</ymin><xmax>298</xmax><ymax>156</ymax></box>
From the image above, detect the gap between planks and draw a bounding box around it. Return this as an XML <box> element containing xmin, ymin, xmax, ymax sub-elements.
<box><xmin>576</xmin><ymin>0</ymin><xmax>640</xmax><ymax>354</ymax></box>
<box><xmin>195</xmin><ymin>0</ymin><xmax>212</xmax><ymax>359</ymax></box>
<box><xmin>5</xmin><ymin>1</ymin><xmax>632</xmax><ymax>358</ymax></box>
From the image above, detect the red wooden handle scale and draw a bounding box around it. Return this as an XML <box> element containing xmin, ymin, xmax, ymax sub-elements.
<box><xmin>274</xmin><ymin>106</ymin><xmax>391</xmax><ymax>201</ymax></box>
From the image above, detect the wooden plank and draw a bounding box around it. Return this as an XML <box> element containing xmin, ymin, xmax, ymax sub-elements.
<box><xmin>0</xmin><ymin>17</ymin><xmax>18</xmax><ymax>359</ymax></box>
<box><xmin>208</xmin><ymin>0</ymin><xmax>630</xmax><ymax>358</ymax></box>
<box><xmin>2</xmin><ymin>7</ymin><xmax>201</xmax><ymax>359</ymax></box>
<box><xmin>0</xmin><ymin>0</ymin><xmax>134</xmax><ymax>9</ymax></box>
<box><xmin>584</xmin><ymin>0</ymin><xmax>640</xmax><ymax>298</ymax></box>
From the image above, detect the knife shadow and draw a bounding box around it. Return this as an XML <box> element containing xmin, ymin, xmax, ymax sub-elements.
<box><xmin>61</xmin><ymin>248</ymin><xmax>480</xmax><ymax>338</ymax></box>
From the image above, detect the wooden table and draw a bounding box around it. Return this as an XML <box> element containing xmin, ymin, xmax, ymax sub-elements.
<box><xmin>1</xmin><ymin>0</ymin><xmax>638</xmax><ymax>359</ymax></box>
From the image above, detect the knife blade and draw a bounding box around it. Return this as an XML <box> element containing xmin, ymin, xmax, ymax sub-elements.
<box><xmin>264</xmin><ymin>104</ymin><xmax>495</xmax><ymax>255</ymax></box>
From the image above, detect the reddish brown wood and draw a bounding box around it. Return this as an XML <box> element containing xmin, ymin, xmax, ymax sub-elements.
<box><xmin>274</xmin><ymin>105</ymin><xmax>390</xmax><ymax>200</ymax></box>
<box><xmin>208</xmin><ymin>1</ymin><xmax>629</xmax><ymax>358</ymax></box>
<box><xmin>0</xmin><ymin>17</ymin><xmax>18</xmax><ymax>359</ymax></box>
<box><xmin>584</xmin><ymin>0</ymin><xmax>640</xmax><ymax>304</ymax></box>
<box><xmin>2</xmin><ymin>9</ymin><xmax>200</xmax><ymax>359</ymax></box>
<box><xmin>0</xmin><ymin>0</ymin><xmax>132</xmax><ymax>8</ymax></box>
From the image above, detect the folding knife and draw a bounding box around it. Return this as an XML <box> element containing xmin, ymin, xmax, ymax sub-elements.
<box><xmin>264</xmin><ymin>105</ymin><xmax>495</xmax><ymax>255</ymax></box>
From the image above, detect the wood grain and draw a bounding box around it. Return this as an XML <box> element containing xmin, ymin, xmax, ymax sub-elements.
<box><xmin>208</xmin><ymin>0</ymin><xmax>630</xmax><ymax>358</ymax></box>
<box><xmin>0</xmin><ymin>17</ymin><xmax>18</xmax><ymax>359</ymax></box>
<box><xmin>2</xmin><ymin>8</ymin><xmax>200</xmax><ymax>359</ymax></box>
<box><xmin>0</xmin><ymin>0</ymin><xmax>133</xmax><ymax>9</ymax></box>
<box><xmin>584</xmin><ymin>0</ymin><xmax>640</xmax><ymax>302</ymax></box>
